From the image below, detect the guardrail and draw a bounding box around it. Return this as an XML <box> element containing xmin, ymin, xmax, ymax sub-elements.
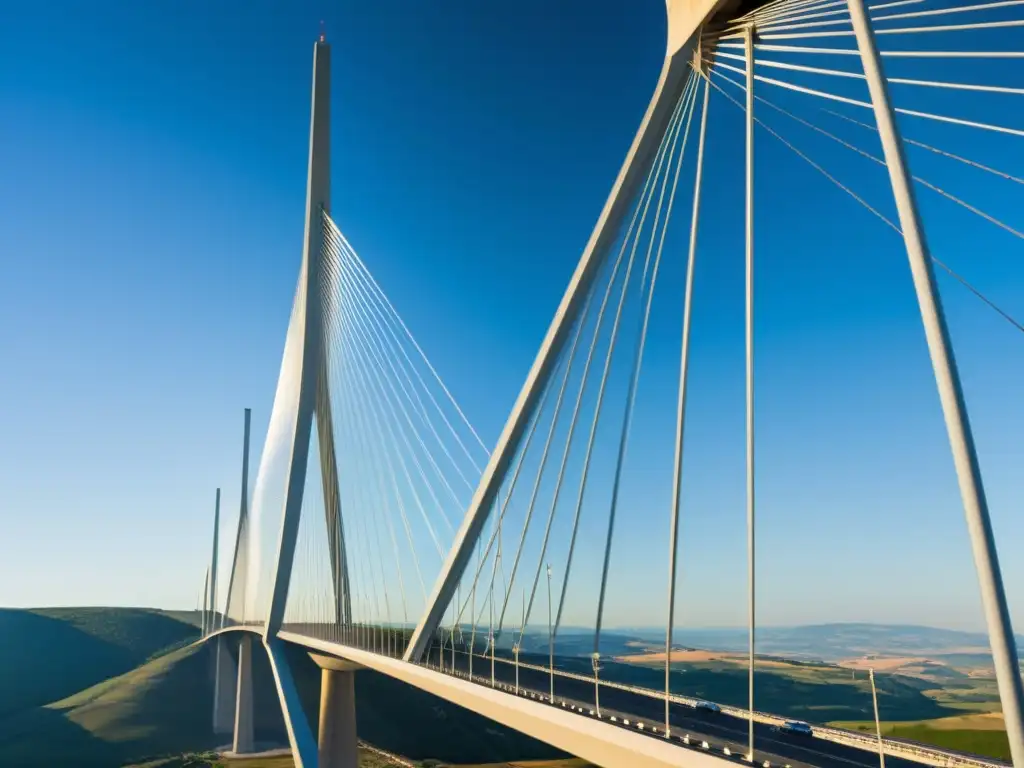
<box><xmin>439</xmin><ymin>649</ymin><xmax>1008</xmax><ymax>768</ymax></box>
<box><xmin>715</xmin><ymin>703</ymin><xmax>1004</xmax><ymax>768</ymax></box>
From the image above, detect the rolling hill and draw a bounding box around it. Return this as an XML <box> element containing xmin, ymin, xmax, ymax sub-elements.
<box><xmin>612</xmin><ymin>623</ymin><xmax>1024</xmax><ymax>663</ymax></box>
<box><xmin>0</xmin><ymin>608</ymin><xmax>567</xmax><ymax>767</ymax></box>
<box><xmin>0</xmin><ymin>607</ymin><xmax>200</xmax><ymax>718</ymax></box>
<box><xmin>0</xmin><ymin>610</ymin><xmax>1015</xmax><ymax>766</ymax></box>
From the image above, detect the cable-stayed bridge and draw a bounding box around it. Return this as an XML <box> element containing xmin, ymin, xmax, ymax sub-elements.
<box><xmin>194</xmin><ymin>3</ymin><xmax>1023</xmax><ymax>767</ymax></box>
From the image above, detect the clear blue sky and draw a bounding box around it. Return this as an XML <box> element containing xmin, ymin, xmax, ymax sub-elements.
<box><xmin>0</xmin><ymin>1</ymin><xmax>1020</xmax><ymax>632</ymax></box>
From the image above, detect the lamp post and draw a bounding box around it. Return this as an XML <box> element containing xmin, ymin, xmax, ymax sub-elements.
<box><xmin>489</xmin><ymin>631</ymin><xmax>496</xmax><ymax>687</ymax></box>
<box><xmin>592</xmin><ymin>652</ymin><xmax>602</xmax><ymax>717</ymax></box>
<box><xmin>547</xmin><ymin>564</ymin><xmax>554</xmax><ymax>702</ymax></box>
<box><xmin>513</xmin><ymin>642</ymin><xmax>521</xmax><ymax>694</ymax></box>
<box><xmin>870</xmin><ymin>668</ymin><xmax>886</xmax><ymax>768</ymax></box>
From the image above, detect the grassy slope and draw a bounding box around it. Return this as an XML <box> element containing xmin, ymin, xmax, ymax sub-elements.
<box><xmin>0</xmin><ymin>613</ymin><xmax>563</xmax><ymax>767</ymax></box>
<box><xmin>829</xmin><ymin>714</ymin><xmax>1011</xmax><ymax>762</ymax></box>
<box><xmin>0</xmin><ymin>644</ymin><xmax>217</xmax><ymax>767</ymax></box>
<box><xmin>7</xmin><ymin>609</ymin><xmax>1003</xmax><ymax>765</ymax></box>
<box><xmin>609</xmin><ymin>645</ymin><xmax>1008</xmax><ymax>721</ymax></box>
<box><xmin>0</xmin><ymin>634</ymin><xmax>290</xmax><ymax>768</ymax></box>
<box><xmin>0</xmin><ymin>607</ymin><xmax>199</xmax><ymax>718</ymax></box>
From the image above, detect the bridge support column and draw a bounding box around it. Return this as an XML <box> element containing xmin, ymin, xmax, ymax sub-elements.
<box><xmin>233</xmin><ymin>635</ymin><xmax>255</xmax><ymax>754</ymax></box>
<box><xmin>311</xmin><ymin>654</ymin><xmax>361</xmax><ymax>768</ymax></box>
<box><xmin>212</xmin><ymin>636</ymin><xmax>236</xmax><ymax>735</ymax></box>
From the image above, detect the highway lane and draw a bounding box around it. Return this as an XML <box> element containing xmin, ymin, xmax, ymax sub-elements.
<box><xmin>434</xmin><ymin>647</ymin><xmax>926</xmax><ymax>768</ymax></box>
<box><xmin>272</xmin><ymin>627</ymin><xmax>982</xmax><ymax>768</ymax></box>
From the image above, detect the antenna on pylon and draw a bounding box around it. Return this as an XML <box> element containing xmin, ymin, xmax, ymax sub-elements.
<box><xmin>319</xmin><ymin>20</ymin><xmax>326</xmax><ymax>43</ymax></box>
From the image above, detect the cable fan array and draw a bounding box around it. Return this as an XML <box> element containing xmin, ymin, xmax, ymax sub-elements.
<box><xmin>423</xmin><ymin>70</ymin><xmax>713</xmax><ymax>702</ymax></box>
<box><xmin>279</xmin><ymin>212</ymin><xmax>490</xmax><ymax>657</ymax></box>
<box><xmin>410</xmin><ymin>0</ymin><xmax>1021</xmax><ymax>755</ymax></box>
<box><xmin>703</xmin><ymin>0</ymin><xmax>1023</xmax><ymax>330</ymax></box>
<box><xmin>219</xmin><ymin>2</ymin><xmax>1021</xmax><ymax>759</ymax></box>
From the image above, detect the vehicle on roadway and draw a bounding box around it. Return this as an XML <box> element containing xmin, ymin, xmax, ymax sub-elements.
<box><xmin>772</xmin><ymin>720</ymin><xmax>814</xmax><ymax>737</ymax></box>
<box><xmin>694</xmin><ymin>700</ymin><xmax>722</xmax><ymax>714</ymax></box>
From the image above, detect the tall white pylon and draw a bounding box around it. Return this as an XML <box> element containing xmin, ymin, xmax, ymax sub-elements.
<box><xmin>846</xmin><ymin>0</ymin><xmax>1024</xmax><ymax>763</ymax></box>
<box><xmin>264</xmin><ymin>35</ymin><xmax>351</xmax><ymax>636</ymax></box>
<box><xmin>202</xmin><ymin>567</ymin><xmax>210</xmax><ymax>636</ymax></box>
<box><xmin>209</xmin><ymin>488</ymin><xmax>221</xmax><ymax>631</ymax></box>
<box><xmin>223</xmin><ymin>408</ymin><xmax>252</xmax><ymax>629</ymax></box>
<box><xmin>406</xmin><ymin>0</ymin><xmax>727</xmax><ymax>662</ymax></box>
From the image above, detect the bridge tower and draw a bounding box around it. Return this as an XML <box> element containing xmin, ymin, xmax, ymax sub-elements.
<box><xmin>205</xmin><ymin>4</ymin><xmax>1024</xmax><ymax>768</ymax></box>
<box><xmin>264</xmin><ymin>31</ymin><xmax>350</xmax><ymax>644</ymax></box>
<box><xmin>401</xmin><ymin>0</ymin><xmax>1024</xmax><ymax>765</ymax></box>
<box><xmin>256</xmin><ymin>31</ymin><xmax>359</xmax><ymax>768</ymax></box>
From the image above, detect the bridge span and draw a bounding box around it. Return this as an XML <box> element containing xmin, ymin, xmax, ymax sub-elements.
<box><xmin>193</xmin><ymin>0</ymin><xmax>1024</xmax><ymax>766</ymax></box>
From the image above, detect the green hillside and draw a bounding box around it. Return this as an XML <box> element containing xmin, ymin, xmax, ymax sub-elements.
<box><xmin>0</xmin><ymin>608</ymin><xmax>199</xmax><ymax>718</ymax></box>
<box><xmin>0</xmin><ymin>638</ymin><xmax>293</xmax><ymax>768</ymax></box>
<box><xmin>0</xmin><ymin>644</ymin><xmax>213</xmax><ymax>767</ymax></box>
<box><xmin>830</xmin><ymin>715</ymin><xmax>1012</xmax><ymax>763</ymax></box>
<box><xmin>1</xmin><ymin>609</ymin><xmax>1015</xmax><ymax>766</ymax></box>
<box><xmin>0</xmin><ymin>608</ymin><xmax>563</xmax><ymax>767</ymax></box>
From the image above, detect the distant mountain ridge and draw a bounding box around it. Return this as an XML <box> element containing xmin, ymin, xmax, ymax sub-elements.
<box><xmin>512</xmin><ymin>623</ymin><xmax>1023</xmax><ymax>661</ymax></box>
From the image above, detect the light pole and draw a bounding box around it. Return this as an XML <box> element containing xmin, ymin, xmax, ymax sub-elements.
<box><xmin>547</xmin><ymin>563</ymin><xmax>554</xmax><ymax>702</ymax></box>
<box><xmin>592</xmin><ymin>652</ymin><xmax>602</xmax><ymax>717</ymax></box>
<box><xmin>870</xmin><ymin>668</ymin><xmax>886</xmax><ymax>768</ymax></box>
<box><xmin>489</xmin><ymin>631</ymin><xmax>496</xmax><ymax>687</ymax></box>
<box><xmin>469</xmin><ymin>583</ymin><xmax>476</xmax><ymax>681</ymax></box>
<box><xmin>513</xmin><ymin>642</ymin><xmax>521</xmax><ymax>694</ymax></box>
<box><xmin>490</xmin><ymin>577</ymin><xmax>496</xmax><ymax>687</ymax></box>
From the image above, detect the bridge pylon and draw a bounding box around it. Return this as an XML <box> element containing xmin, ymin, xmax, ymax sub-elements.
<box><xmin>232</xmin><ymin>634</ymin><xmax>255</xmax><ymax>755</ymax></box>
<box><xmin>263</xmin><ymin>33</ymin><xmax>350</xmax><ymax>639</ymax></box>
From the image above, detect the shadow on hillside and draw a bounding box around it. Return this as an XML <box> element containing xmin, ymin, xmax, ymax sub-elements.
<box><xmin>0</xmin><ymin>609</ymin><xmax>130</xmax><ymax>717</ymax></box>
<box><xmin>0</xmin><ymin>704</ymin><xmax>124</xmax><ymax>768</ymax></box>
<box><xmin>0</xmin><ymin>642</ymin><xmax>288</xmax><ymax>767</ymax></box>
<box><xmin>0</xmin><ymin>608</ymin><xmax>199</xmax><ymax>718</ymax></box>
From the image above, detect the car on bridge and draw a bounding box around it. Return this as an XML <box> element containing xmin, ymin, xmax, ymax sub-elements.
<box><xmin>772</xmin><ymin>720</ymin><xmax>814</xmax><ymax>737</ymax></box>
<box><xmin>693</xmin><ymin>700</ymin><xmax>722</xmax><ymax>714</ymax></box>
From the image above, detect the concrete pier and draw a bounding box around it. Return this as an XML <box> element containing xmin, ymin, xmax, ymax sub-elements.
<box><xmin>212</xmin><ymin>636</ymin><xmax>237</xmax><ymax>735</ymax></box>
<box><xmin>233</xmin><ymin>635</ymin><xmax>254</xmax><ymax>754</ymax></box>
<box><xmin>311</xmin><ymin>654</ymin><xmax>361</xmax><ymax>768</ymax></box>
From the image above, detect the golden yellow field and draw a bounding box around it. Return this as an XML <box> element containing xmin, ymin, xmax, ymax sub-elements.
<box><xmin>837</xmin><ymin>656</ymin><xmax>928</xmax><ymax>671</ymax></box>
<box><xmin>907</xmin><ymin>713</ymin><xmax>1004</xmax><ymax>731</ymax></box>
<box><xmin>615</xmin><ymin>649</ymin><xmax>794</xmax><ymax>669</ymax></box>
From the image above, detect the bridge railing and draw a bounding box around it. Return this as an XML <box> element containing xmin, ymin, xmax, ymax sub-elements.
<box><xmin>428</xmin><ymin>647</ymin><xmax>1008</xmax><ymax>768</ymax></box>
<box><xmin>716</xmin><ymin>704</ymin><xmax>1005</xmax><ymax>768</ymax></box>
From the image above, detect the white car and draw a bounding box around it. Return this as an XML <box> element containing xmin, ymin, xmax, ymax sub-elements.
<box><xmin>694</xmin><ymin>700</ymin><xmax>722</xmax><ymax>714</ymax></box>
<box><xmin>773</xmin><ymin>720</ymin><xmax>813</xmax><ymax>737</ymax></box>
